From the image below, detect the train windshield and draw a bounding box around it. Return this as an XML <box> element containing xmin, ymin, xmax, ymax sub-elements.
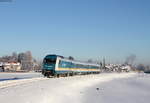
<box><xmin>44</xmin><ymin>58</ymin><xmax>56</xmax><ymax>64</ymax></box>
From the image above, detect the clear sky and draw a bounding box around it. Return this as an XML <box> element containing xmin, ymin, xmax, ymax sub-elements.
<box><xmin>0</xmin><ymin>0</ymin><xmax>150</xmax><ymax>64</ymax></box>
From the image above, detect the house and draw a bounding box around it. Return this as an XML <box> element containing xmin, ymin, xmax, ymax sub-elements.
<box><xmin>3</xmin><ymin>62</ymin><xmax>21</xmax><ymax>72</ymax></box>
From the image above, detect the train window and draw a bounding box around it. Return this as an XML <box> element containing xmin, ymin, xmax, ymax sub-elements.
<box><xmin>71</xmin><ymin>63</ymin><xmax>75</xmax><ymax>68</ymax></box>
<box><xmin>44</xmin><ymin>58</ymin><xmax>56</xmax><ymax>64</ymax></box>
<box><xmin>59</xmin><ymin>60</ymin><xmax>72</xmax><ymax>68</ymax></box>
<box><xmin>58</xmin><ymin>60</ymin><xmax>62</xmax><ymax>67</ymax></box>
<box><xmin>58</xmin><ymin>60</ymin><xmax>65</xmax><ymax>68</ymax></box>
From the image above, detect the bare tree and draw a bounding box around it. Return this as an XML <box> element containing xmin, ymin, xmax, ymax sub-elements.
<box><xmin>125</xmin><ymin>54</ymin><xmax>136</xmax><ymax>65</ymax></box>
<box><xmin>12</xmin><ymin>52</ymin><xmax>18</xmax><ymax>62</ymax></box>
<box><xmin>18</xmin><ymin>53</ymin><xmax>25</xmax><ymax>63</ymax></box>
<box><xmin>25</xmin><ymin>51</ymin><xmax>32</xmax><ymax>62</ymax></box>
<box><xmin>18</xmin><ymin>51</ymin><xmax>33</xmax><ymax>71</ymax></box>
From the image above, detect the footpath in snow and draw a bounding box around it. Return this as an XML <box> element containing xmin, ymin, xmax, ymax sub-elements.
<box><xmin>0</xmin><ymin>73</ymin><xmax>138</xmax><ymax>103</ymax></box>
<box><xmin>0</xmin><ymin>72</ymin><xmax>42</xmax><ymax>81</ymax></box>
<box><xmin>0</xmin><ymin>72</ymin><xmax>45</xmax><ymax>89</ymax></box>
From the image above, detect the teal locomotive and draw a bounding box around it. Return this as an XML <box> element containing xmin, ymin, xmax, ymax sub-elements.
<box><xmin>42</xmin><ymin>54</ymin><xmax>101</xmax><ymax>77</ymax></box>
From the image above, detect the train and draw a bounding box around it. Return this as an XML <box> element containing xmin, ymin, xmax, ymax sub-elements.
<box><xmin>42</xmin><ymin>54</ymin><xmax>101</xmax><ymax>77</ymax></box>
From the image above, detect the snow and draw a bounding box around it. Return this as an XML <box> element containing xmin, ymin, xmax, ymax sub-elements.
<box><xmin>0</xmin><ymin>72</ymin><xmax>149</xmax><ymax>103</ymax></box>
<box><xmin>84</xmin><ymin>73</ymin><xmax>150</xmax><ymax>103</ymax></box>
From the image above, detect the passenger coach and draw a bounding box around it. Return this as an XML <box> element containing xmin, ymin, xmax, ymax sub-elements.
<box><xmin>42</xmin><ymin>54</ymin><xmax>101</xmax><ymax>77</ymax></box>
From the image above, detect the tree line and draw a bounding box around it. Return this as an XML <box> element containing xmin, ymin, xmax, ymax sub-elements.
<box><xmin>0</xmin><ymin>51</ymin><xmax>41</xmax><ymax>71</ymax></box>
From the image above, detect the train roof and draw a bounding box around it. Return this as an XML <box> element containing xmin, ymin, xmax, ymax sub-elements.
<box><xmin>58</xmin><ymin>56</ymin><xmax>99</xmax><ymax>66</ymax></box>
<box><xmin>45</xmin><ymin>54</ymin><xmax>64</xmax><ymax>58</ymax></box>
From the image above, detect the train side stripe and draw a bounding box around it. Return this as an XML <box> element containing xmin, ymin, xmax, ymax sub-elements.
<box><xmin>56</xmin><ymin>68</ymin><xmax>100</xmax><ymax>72</ymax></box>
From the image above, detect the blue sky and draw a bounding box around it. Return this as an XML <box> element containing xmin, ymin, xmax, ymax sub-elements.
<box><xmin>0</xmin><ymin>0</ymin><xmax>150</xmax><ymax>64</ymax></box>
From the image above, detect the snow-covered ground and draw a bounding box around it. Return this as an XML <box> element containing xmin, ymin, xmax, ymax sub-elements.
<box><xmin>84</xmin><ymin>73</ymin><xmax>150</xmax><ymax>103</ymax></box>
<box><xmin>0</xmin><ymin>72</ymin><xmax>149</xmax><ymax>103</ymax></box>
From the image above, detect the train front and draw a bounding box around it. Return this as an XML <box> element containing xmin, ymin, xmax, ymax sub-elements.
<box><xmin>42</xmin><ymin>55</ymin><xmax>57</xmax><ymax>77</ymax></box>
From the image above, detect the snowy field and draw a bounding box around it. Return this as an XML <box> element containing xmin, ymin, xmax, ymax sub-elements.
<box><xmin>0</xmin><ymin>72</ymin><xmax>150</xmax><ymax>103</ymax></box>
<box><xmin>84</xmin><ymin>73</ymin><xmax>150</xmax><ymax>103</ymax></box>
